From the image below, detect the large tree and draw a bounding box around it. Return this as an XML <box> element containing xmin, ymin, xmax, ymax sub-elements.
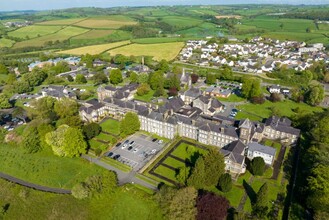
<box><xmin>109</xmin><ymin>69</ymin><xmax>123</xmax><ymax>85</ymax></box>
<box><xmin>197</xmin><ymin>192</ymin><xmax>230</xmax><ymax>220</ymax></box>
<box><xmin>253</xmin><ymin>182</ymin><xmax>269</xmax><ymax>218</ymax></box>
<box><xmin>45</xmin><ymin>125</ymin><xmax>87</xmax><ymax>157</ymax></box>
<box><xmin>54</xmin><ymin>98</ymin><xmax>79</xmax><ymax>119</ymax></box>
<box><xmin>0</xmin><ymin>94</ymin><xmax>12</xmax><ymax>109</ymax></box>
<box><xmin>75</xmin><ymin>74</ymin><xmax>87</xmax><ymax>84</ymax></box>
<box><xmin>206</xmin><ymin>73</ymin><xmax>216</xmax><ymax>85</ymax></box>
<box><xmin>0</xmin><ymin>63</ymin><xmax>9</xmax><ymax>75</ymax></box>
<box><xmin>187</xmin><ymin>156</ymin><xmax>206</xmax><ymax>189</ymax></box>
<box><xmin>149</xmin><ymin>71</ymin><xmax>164</xmax><ymax>90</ymax></box>
<box><xmin>92</xmin><ymin>72</ymin><xmax>108</xmax><ymax>85</ymax></box>
<box><xmin>250</xmin><ymin>157</ymin><xmax>266</xmax><ymax>176</ymax></box>
<box><xmin>156</xmin><ymin>59</ymin><xmax>170</xmax><ymax>73</ymax></box>
<box><xmin>119</xmin><ymin>112</ymin><xmax>140</xmax><ymax>136</ymax></box>
<box><xmin>82</xmin><ymin>123</ymin><xmax>102</xmax><ymax>140</ymax></box>
<box><xmin>218</xmin><ymin>173</ymin><xmax>232</xmax><ymax>192</ymax></box>
<box><xmin>305</xmin><ymin>85</ymin><xmax>324</xmax><ymax>106</ymax></box>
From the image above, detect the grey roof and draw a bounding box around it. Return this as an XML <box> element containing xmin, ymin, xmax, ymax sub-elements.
<box><xmin>198</xmin><ymin>95</ymin><xmax>211</xmax><ymax>104</ymax></box>
<box><xmin>211</xmin><ymin>99</ymin><xmax>224</xmax><ymax>108</ymax></box>
<box><xmin>248</xmin><ymin>142</ymin><xmax>276</xmax><ymax>156</ymax></box>
<box><xmin>185</xmin><ymin>87</ymin><xmax>201</xmax><ymax>98</ymax></box>
<box><xmin>224</xmin><ymin>140</ymin><xmax>246</xmax><ymax>155</ymax></box>
<box><xmin>264</xmin><ymin>116</ymin><xmax>299</xmax><ymax>135</ymax></box>
<box><xmin>104</xmin><ymin>85</ymin><xmax>116</xmax><ymax>91</ymax></box>
<box><xmin>239</xmin><ymin>118</ymin><xmax>253</xmax><ymax>129</ymax></box>
<box><xmin>221</xmin><ymin>149</ymin><xmax>245</xmax><ymax>165</ymax></box>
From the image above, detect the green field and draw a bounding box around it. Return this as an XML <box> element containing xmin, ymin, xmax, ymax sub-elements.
<box><xmin>161</xmin><ymin>16</ymin><xmax>203</xmax><ymax>28</ymax></box>
<box><xmin>178</xmin><ymin>22</ymin><xmax>222</xmax><ymax>37</ymax></box>
<box><xmin>0</xmin><ymin>38</ymin><xmax>15</xmax><ymax>47</ymax></box>
<box><xmin>59</xmin><ymin>40</ymin><xmax>131</xmax><ymax>55</ymax></box>
<box><xmin>13</xmin><ymin>26</ymin><xmax>89</xmax><ymax>48</ymax></box>
<box><xmin>0</xmin><ymin>144</ymin><xmax>104</xmax><ymax>189</ymax></box>
<box><xmin>154</xmin><ymin>165</ymin><xmax>177</xmax><ymax>181</ymax></box>
<box><xmin>0</xmin><ymin>178</ymin><xmax>163</xmax><ymax>219</ymax></box>
<box><xmin>72</xmin><ymin>29</ymin><xmax>115</xmax><ymax>39</ymax></box>
<box><xmin>100</xmin><ymin>118</ymin><xmax>120</xmax><ymax>135</ymax></box>
<box><xmin>236</xmin><ymin>99</ymin><xmax>323</xmax><ymax>121</ymax></box>
<box><xmin>108</xmin><ymin>42</ymin><xmax>185</xmax><ymax>61</ymax></box>
<box><xmin>8</xmin><ymin>25</ymin><xmax>63</xmax><ymax>39</ymax></box>
<box><xmin>218</xmin><ymin>94</ymin><xmax>246</xmax><ymax>102</ymax></box>
<box><xmin>131</xmin><ymin>37</ymin><xmax>186</xmax><ymax>44</ymax></box>
<box><xmin>70</xmin><ymin>30</ymin><xmax>132</xmax><ymax>46</ymax></box>
<box><xmin>37</xmin><ymin>18</ymin><xmax>86</xmax><ymax>25</ymax></box>
<box><xmin>134</xmin><ymin>90</ymin><xmax>155</xmax><ymax>102</ymax></box>
<box><xmin>163</xmin><ymin>156</ymin><xmax>185</xmax><ymax>168</ymax></box>
<box><xmin>75</xmin><ymin>15</ymin><xmax>137</xmax><ymax>29</ymax></box>
<box><xmin>171</xmin><ymin>142</ymin><xmax>207</xmax><ymax>159</ymax></box>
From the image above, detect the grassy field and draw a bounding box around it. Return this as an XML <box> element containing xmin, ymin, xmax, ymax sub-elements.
<box><xmin>236</xmin><ymin>99</ymin><xmax>323</xmax><ymax>121</ymax></box>
<box><xmin>100</xmin><ymin>118</ymin><xmax>120</xmax><ymax>135</ymax></box>
<box><xmin>0</xmin><ymin>144</ymin><xmax>105</xmax><ymax>189</ymax></box>
<box><xmin>13</xmin><ymin>26</ymin><xmax>89</xmax><ymax>48</ymax></box>
<box><xmin>163</xmin><ymin>157</ymin><xmax>185</xmax><ymax>168</ymax></box>
<box><xmin>134</xmin><ymin>90</ymin><xmax>155</xmax><ymax>102</ymax></box>
<box><xmin>0</xmin><ymin>179</ymin><xmax>163</xmax><ymax>219</ymax></box>
<box><xmin>154</xmin><ymin>165</ymin><xmax>177</xmax><ymax>181</ymax></box>
<box><xmin>108</xmin><ymin>42</ymin><xmax>185</xmax><ymax>61</ymax></box>
<box><xmin>72</xmin><ymin>29</ymin><xmax>115</xmax><ymax>39</ymax></box>
<box><xmin>70</xmin><ymin>30</ymin><xmax>132</xmax><ymax>46</ymax></box>
<box><xmin>161</xmin><ymin>16</ymin><xmax>203</xmax><ymax>28</ymax></box>
<box><xmin>37</xmin><ymin>18</ymin><xmax>86</xmax><ymax>25</ymax></box>
<box><xmin>218</xmin><ymin>94</ymin><xmax>246</xmax><ymax>102</ymax></box>
<box><xmin>8</xmin><ymin>25</ymin><xmax>63</xmax><ymax>39</ymax></box>
<box><xmin>58</xmin><ymin>40</ymin><xmax>131</xmax><ymax>55</ymax></box>
<box><xmin>171</xmin><ymin>142</ymin><xmax>207</xmax><ymax>159</ymax></box>
<box><xmin>75</xmin><ymin>15</ymin><xmax>137</xmax><ymax>29</ymax></box>
<box><xmin>131</xmin><ymin>37</ymin><xmax>186</xmax><ymax>44</ymax></box>
<box><xmin>0</xmin><ymin>38</ymin><xmax>15</xmax><ymax>47</ymax></box>
<box><xmin>178</xmin><ymin>22</ymin><xmax>221</xmax><ymax>37</ymax></box>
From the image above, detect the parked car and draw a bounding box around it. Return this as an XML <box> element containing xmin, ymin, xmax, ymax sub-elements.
<box><xmin>115</xmin><ymin>142</ymin><xmax>121</xmax><ymax>147</ymax></box>
<box><xmin>158</xmin><ymin>140</ymin><xmax>163</xmax><ymax>144</ymax></box>
<box><xmin>152</xmin><ymin>138</ymin><xmax>158</xmax><ymax>142</ymax></box>
<box><xmin>133</xmin><ymin>148</ymin><xmax>138</xmax><ymax>153</ymax></box>
<box><xmin>107</xmin><ymin>152</ymin><xmax>114</xmax><ymax>157</ymax></box>
<box><xmin>128</xmin><ymin>146</ymin><xmax>133</xmax><ymax>151</ymax></box>
<box><xmin>129</xmin><ymin>141</ymin><xmax>135</xmax><ymax>146</ymax></box>
<box><xmin>113</xmin><ymin>155</ymin><xmax>120</xmax><ymax>160</ymax></box>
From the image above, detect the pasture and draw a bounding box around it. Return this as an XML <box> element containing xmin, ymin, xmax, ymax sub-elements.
<box><xmin>37</xmin><ymin>18</ymin><xmax>86</xmax><ymax>25</ymax></box>
<box><xmin>72</xmin><ymin>29</ymin><xmax>115</xmax><ymax>39</ymax></box>
<box><xmin>58</xmin><ymin>40</ymin><xmax>131</xmax><ymax>55</ymax></box>
<box><xmin>75</xmin><ymin>15</ymin><xmax>137</xmax><ymax>29</ymax></box>
<box><xmin>13</xmin><ymin>26</ymin><xmax>89</xmax><ymax>48</ymax></box>
<box><xmin>8</xmin><ymin>25</ymin><xmax>63</xmax><ymax>39</ymax></box>
<box><xmin>161</xmin><ymin>16</ymin><xmax>203</xmax><ymax>28</ymax></box>
<box><xmin>108</xmin><ymin>42</ymin><xmax>185</xmax><ymax>61</ymax></box>
<box><xmin>0</xmin><ymin>38</ymin><xmax>15</xmax><ymax>47</ymax></box>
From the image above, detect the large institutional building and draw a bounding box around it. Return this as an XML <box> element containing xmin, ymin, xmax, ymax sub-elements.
<box><xmin>79</xmin><ymin>84</ymin><xmax>300</xmax><ymax>174</ymax></box>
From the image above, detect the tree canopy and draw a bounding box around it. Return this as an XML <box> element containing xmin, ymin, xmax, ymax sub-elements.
<box><xmin>250</xmin><ymin>157</ymin><xmax>266</xmax><ymax>176</ymax></box>
<box><xmin>196</xmin><ymin>192</ymin><xmax>230</xmax><ymax>220</ymax></box>
<box><xmin>109</xmin><ymin>69</ymin><xmax>123</xmax><ymax>85</ymax></box>
<box><xmin>119</xmin><ymin>112</ymin><xmax>140</xmax><ymax>136</ymax></box>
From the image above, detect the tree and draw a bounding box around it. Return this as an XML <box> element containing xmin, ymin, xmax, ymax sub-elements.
<box><xmin>156</xmin><ymin>59</ymin><xmax>169</xmax><ymax>73</ymax></box>
<box><xmin>191</xmin><ymin>74</ymin><xmax>199</xmax><ymax>84</ymax></box>
<box><xmin>54</xmin><ymin>98</ymin><xmax>79</xmax><ymax>119</ymax></box>
<box><xmin>197</xmin><ymin>192</ymin><xmax>230</xmax><ymax>220</ymax></box>
<box><xmin>165</xmin><ymin>74</ymin><xmax>180</xmax><ymax>91</ymax></box>
<box><xmin>253</xmin><ymin>182</ymin><xmax>269</xmax><ymax>218</ymax></box>
<box><xmin>29</xmin><ymin>97</ymin><xmax>57</xmax><ymax>120</ymax></box>
<box><xmin>82</xmin><ymin>123</ymin><xmax>102</xmax><ymax>140</ymax></box>
<box><xmin>305</xmin><ymin>85</ymin><xmax>324</xmax><ymax>106</ymax></box>
<box><xmin>187</xmin><ymin>157</ymin><xmax>206</xmax><ymax>189</ymax></box>
<box><xmin>279</xmin><ymin>23</ymin><xmax>284</xmax><ymax>29</ymax></box>
<box><xmin>250</xmin><ymin>157</ymin><xmax>266</xmax><ymax>176</ymax></box>
<box><xmin>72</xmin><ymin>182</ymin><xmax>90</xmax><ymax>199</ymax></box>
<box><xmin>218</xmin><ymin>173</ymin><xmax>232</xmax><ymax>192</ymax></box>
<box><xmin>136</xmin><ymin>83</ymin><xmax>151</xmax><ymax>96</ymax></box>
<box><xmin>168</xmin><ymin>87</ymin><xmax>178</xmax><ymax>96</ymax></box>
<box><xmin>269</xmin><ymin>93</ymin><xmax>282</xmax><ymax>102</ymax></box>
<box><xmin>306</xmin><ymin>27</ymin><xmax>311</xmax><ymax>33</ymax></box>
<box><xmin>0</xmin><ymin>64</ymin><xmax>8</xmax><ymax>75</ymax></box>
<box><xmin>176</xmin><ymin>166</ymin><xmax>191</xmax><ymax>185</ymax></box>
<box><xmin>0</xmin><ymin>94</ymin><xmax>12</xmax><ymax>109</ymax></box>
<box><xmin>241</xmin><ymin>77</ymin><xmax>261</xmax><ymax>99</ymax></box>
<box><xmin>129</xmin><ymin>72</ymin><xmax>138</xmax><ymax>83</ymax></box>
<box><xmin>75</xmin><ymin>74</ymin><xmax>87</xmax><ymax>84</ymax></box>
<box><xmin>138</xmin><ymin>73</ymin><xmax>149</xmax><ymax>84</ymax></box>
<box><xmin>67</xmin><ymin>75</ymin><xmax>74</xmax><ymax>82</ymax></box>
<box><xmin>119</xmin><ymin>112</ymin><xmax>140</xmax><ymax>136</ymax></box>
<box><xmin>203</xmin><ymin>149</ymin><xmax>225</xmax><ymax>187</ymax></box>
<box><xmin>206</xmin><ymin>73</ymin><xmax>216</xmax><ymax>85</ymax></box>
<box><xmin>149</xmin><ymin>71</ymin><xmax>164</xmax><ymax>90</ymax></box>
<box><xmin>45</xmin><ymin>125</ymin><xmax>87</xmax><ymax>157</ymax></box>
<box><xmin>109</xmin><ymin>69</ymin><xmax>123</xmax><ymax>85</ymax></box>
<box><xmin>92</xmin><ymin>72</ymin><xmax>108</xmax><ymax>85</ymax></box>
<box><xmin>21</xmin><ymin>126</ymin><xmax>41</xmax><ymax>153</ymax></box>
<box><xmin>6</xmin><ymin>73</ymin><xmax>16</xmax><ymax>85</ymax></box>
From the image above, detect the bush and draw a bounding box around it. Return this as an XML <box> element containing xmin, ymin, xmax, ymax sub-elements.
<box><xmin>95</xmin><ymin>148</ymin><xmax>102</xmax><ymax>157</ymax></box>
<box><xmin>71</xmin><ymin>182</ymin><xmax>90</xmax><ymax>199</ymax></box>
<box><xmin>251</xmin><ymin>96</ymin><xmax>265</xmax><ymax>104</ymax></box>
<box><xmin>218</xmin><ymin>173</ymin><xmax>232</xmax><ymax>192</ymax></box>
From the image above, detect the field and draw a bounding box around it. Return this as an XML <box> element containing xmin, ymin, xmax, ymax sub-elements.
<box><xmin>7</xmin><ymin>25</ymin><xmax>63</xmax><ymax>39</ymax></box>
<box><xmin>236</xmin><ymin>99</ymin><xmax>324</xmax><ymax>121</ymax></box>
<box><xmin>37</xmin><ymin>18</ymin><xmax>86</xmax><ymax>25</ymax></box>
<box><xmin>178</xmin><ymin>22</ymin><xmax>222</xmax><ymax>37</ymax></box>
<box><xmin>161</xmin><ymin>16</ymin><xmax>203</xmax><ymax>28</ymax></box>
<box><xmin>0</xmin><ymin>178</ymin><xmax>163</xmax><ymax>219</ymax></box>
<box><xmin>131</xmin><ymin>37</ymin><xmax>186</xmax><ymax>44</ymax></box>
<box><xmin>100</xmin><ymin>118</ymin><xmax>120</xmax><ymax>135</ymax></box>
<box><xmin>58</xmin><ymin>40</ymin><xmax>131</xmax><ymax>55</ymax></box>
<box><xmin>0</xmin><ymin>38</ymin><xmax>15</xmax><ymax>47</ymax></box>
<box><xmin>0</xmin><ymin>143</ymin><xmax>105</xmax><ymax>189</ymax></box>
<box><xmin>108</xmin><ymin>42</ymin><xmax>185</xmax><ymax>61</ymax></box>
<box><xmin>134</xmin><ymin>90</ymin><xmax>155</xmax><ymax>102</ymax></box>
<box><xmin>72</xmin><ymin>29</ymin><xmax>115</xmax><ymax>39</ymax></box>
<box><xmin>75</xmin><ymin>15</ymin><xmax>137</xmax><ymax>29</ymax></box>
<box><xmin>70</xmin><ymin>30</ymin><xmax>132</xmax><ymax>46</ymax></box>
<box><xmin>13</xmin><ymin>26</ymin><xmax>89</xmax><ymax>48</ymax></box>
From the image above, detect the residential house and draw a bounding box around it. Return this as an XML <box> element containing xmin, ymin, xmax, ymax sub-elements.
<box><xmin>221</xmin><ymin>140</ymin><xmax>247</xmax><ymax>174</ymax></box>
<box><xmin>247</xmin><ymin>142</ymin><xmax>276</xmax><ymax>165</ymax></box>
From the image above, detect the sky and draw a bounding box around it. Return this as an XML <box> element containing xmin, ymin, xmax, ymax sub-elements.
<box><xmin>1</xmin><ymin>0</ymin><xmax>329</xmax><ymax>11</ymax></box>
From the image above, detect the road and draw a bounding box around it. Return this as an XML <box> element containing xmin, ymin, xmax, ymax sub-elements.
<box><xmin>81</xmin><ymin>155</ymin><xmax>158</xmax><ymax>191</ymax></box>
<box><xmin>0</xmin><ymin>172</ymin><xmax>71</xmax><ymax>194</ymax></box>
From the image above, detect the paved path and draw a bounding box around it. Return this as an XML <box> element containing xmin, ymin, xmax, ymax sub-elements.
<box><xmin>81</xmin><ymin>155</ymin><xmax>158</xmax><ymax>191</ymax></box>
<box><xmin>0</xmin><ymin>172</ymin><xmax>71</xmax><ymax>194</ymax></box>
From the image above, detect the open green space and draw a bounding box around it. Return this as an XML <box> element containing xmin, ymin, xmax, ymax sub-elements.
<box><xmin>218</xmin><ymin>94</ymin><xmax>246</xmax><ymax>102</ymax></box>
<box><xmin>171</xmin><ymin>142</ymin><xmax>207</xmax><ymax>159</ymax></box>
<box><xmin>154</xmin><ymin>165</ymin><xmax>177</xmax><ymax>181</ymax></box>
<box><xmin>72</xmin><ymin>29</ymin><xmax>115</xmax><ymax>39</ymax></box>
<box><xmin>100</xmin><ymin>118</ymin><xmax>120</xmax><ymax>135</ymax></box>
<box><xmin>134</xmin><ymin>90</ymin><xmax>155</xmax><ymax>102</ymax></box>
<box><xmin>74</xmin><ymin>15</ymin><xmax>137</xmax><ymax>29</ymax></box>
<box><xmin>88</xmin><ymin>139</ymin><xmax>107</xmax><ymax>150</ymax></box>
<box><xmin>219</xmin><ymin>185</ymin><xmax>245</xmax><ymax>208</ymax></box>
<box><xmin>0</xmin><ymin>144</ymin><xmax>104</xmax><ymax>189</ymax></box>
<box><xmin>13</xmin><ymin>26</ymin><xmax>89</xmax><ymax>48</ymax></box>
<box><xmin>37</xmin><ymin>18</ymin><xmax>86</xmax><ymax>25</ymax></box>
<box><xmin>8</xmin><ymin>25</ymin><xmax>63</xmax><ymax>39</ymax></box>
<box><xmin>131</xmin><ymin>37</ymin><xmax>186</xmax><ymax>44</ymax></box>
<box><xmin>108</xmin><ymin>42</ymin><xmax>185</xmax><ymax>61</ymax></box>
<box><xmin>236</xmin><ymin>99</ymin><xmax>323</xmax><ymax>121</ymax></box>
<box><xmin>178</xmin><ymin>22</ymin><xmax>222</xmax><ymax>37</ymax></box>
<box><xmin>0</xmin><ymin>178</ymin><xmax>162</xmax><ymax>219</ymax></box>
<box><xmin>161</xmin><ymin>16</ymin><xmax>203</xmax><ymax>28</ymax></box>
<box><xmin>95</xmin><ymin>132</ymin><xmax>114</xmax><ymax>142</ymax></box>
<box><xmin>100</xmin><ymin>157</ymin><xmax>132</xmax><ymax>172</ymax></box>
<box><xmin>0</xmin><ymin>38</ymin><xmax>15</xmax><ymax>47</ymax></box>
<box><xmin>163</xmin><ymin>156</ymin><xmax>186</xmax><ymax>168</ymax></box>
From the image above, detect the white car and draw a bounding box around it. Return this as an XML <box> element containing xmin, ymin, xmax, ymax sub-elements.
<box><xmin>133</xmin><ymin>148</ymin><xmax>138</xmax><ymax>153</ymax></box>
<box><xmin>158</xmin><ymin>140</ymin><xmax>163</xmax><ymax>144</ymax></box>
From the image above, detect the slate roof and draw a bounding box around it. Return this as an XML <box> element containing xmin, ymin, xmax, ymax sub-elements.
<box><xmin>248</xmin><ymin>142</ymin><xmax>276</xmax><ymax>156</ymax></box>
<box><xmin>221</xmin><ymin>149</ymin><xmax>245</xmax><ymax>165</ymax></box>
<box><xmin>185</xmin><ymin>87</ymin><xmax>201</xmax><ymax>98</ymax></box>
<box><xmin>224</xmin><ymin>140</ymin><xmax>246</xmax><ymax>155</ymax></box>
<box><xmin>264</xmin><ymin>116</ymin><xmax>299</xmax><ymax>135</ymax></box>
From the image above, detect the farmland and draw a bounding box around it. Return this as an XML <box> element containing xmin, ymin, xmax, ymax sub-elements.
<box><xmin>161</xmin><ymin>16</ymin><xmax>203</xmax><ymax>28</ymax></box>
<box><xmin>7</xmin><ymin>25</ymin><xmax>63</xmax><ymax>39</ymax></box>
<box><xmin>37</xmin><ymin>18</ymin><xmax>86</xmax><ymax>25</ymax></box>
<box><xmin>13</xmin><ymin>26</ymin><xmax>89</xmax><ymax>48</ymax></box>
<box><xmin>74</xmin><ymin>15</ymin><xmax>137</xmax><ymax>29</ymax></box>
<box><xmin>58</xmin><ymin>40</ymin><xmax>130</xmax><ymax>55</ymax></box>
<box><xmin>0</xmin><ymin>38</ymin><xmax>15</xmax><ymax>47</ymax></box>
<box><xmin>108</xmin><ymin>42</ymin><xmax>185</xmax><ymax>61</ymax></box>
<box><xmin>70</xmin><ymin>30</ymin><xmax>132</xmax><ymax>46</ymax></box>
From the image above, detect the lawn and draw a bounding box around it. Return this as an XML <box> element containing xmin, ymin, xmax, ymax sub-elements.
<box><xmin>7</xmin><ymin>25</ymin><xmax>63</xmax><ymax>39</ymax></box>
<box><xmin>75</xmin><ymin>16</ymin><xmax>137</xmax><ymax>29</ymax></box>
<box><xmin>100</xmin><ymin>118</ymin><xmax>120</xmax><ymax>135</ymax></box>
<box><xmin>89</xmin><ymin>139</ymin><xmax>107</xmax><ymax>150</ymax></box>
<box><xmin>236</xmin><ymin>99</ymin><xmax>323</xmax><ymax>121</ymax></box>
<box><xmin>163</xmin><ymin>156</ymin><xmax>186</xmax><ymax>168</ymax></box>
<box><xmin>0</xmin><ymin>178</ymin><xmax>163</xmax><ymax>219</ymax></box>
<box><xmin>154</xmin><ymin>165</ymin><xmax>177</xmax><ymax>181</ymax></box>
<box><xmin>58</xmin><ymin>40</ymin><xmax>131</xmax><ymax>55</ymax></box>
<box><xmin>108</xmin><ymin>42</ymin><xmax>185</xmax><ymax>61</ymax></box>
<box><xmin>222</xmin><ymin>185</ymin><xmax>245</xmax><ymax>208</ymax></box>
<box><xmin>218</xmin><ymin>94</ymin><xmax>246</xmax><ymax>102</ymax></box>
<box><xmin>0</xmin><ymin>144</ymin><xmax>105</xmax><ymax>189</ymax></box>
<box><xmin>0</xmin><ymin>38</ymin><xmax>15</xmax><ymax>47</ymax></box>
<box><xmin>37</xmin><ymin>18</ymin><xmax>86</xmax><ymax>25</ymax></box>
<box><xmin>13</xmin><ymin>26</ymin><xmax>89</xmax><ymax>48</ymax></box>
<box><xmin>95</xmin><ymin>132</ymin><xmax>113</xmax><ymax>142</ymax></box>
<box><xmin>171</xmin><ymin>142</ymin><xmax>207</xmax><ymax>159</ymax></box>
<box><xmin>134</xmin><ymin>90</ymin><xmax>155</xmax><ymax>102</ymax></box>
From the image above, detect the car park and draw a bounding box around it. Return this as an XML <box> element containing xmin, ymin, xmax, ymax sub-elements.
<box><xmin>158</xmin><ymin>140</ymin><xmax>163</xmax><ymax>144</ymax></box>
<box><xmin>122</xmin><ymin>144</ymin><xmax>127</xmax><ymax>149</ymax></box>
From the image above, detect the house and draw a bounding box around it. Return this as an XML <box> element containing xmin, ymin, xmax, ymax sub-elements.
<box><xmin>205</xmin><ymin>87</ymin><xmax>232</xmax><ymax>98</ymax></box>
<box><xmin>193</xmin><ymin>95</ymin><xmax>224</xmax><ymax>115</ymax></box>
<box><xmin>268</xmin><ymin>85</ymin><xmax>281</xmax><ymax>93</ymax></box>
<box><xmin>221</xmin><ymin>140</ymin><xmax>247</xmax><ymax>174</ymax></box>
<box><xmin>247</xmin><ymin>142</ymin><xmax>276</xmax><ymax>165</ymax></box>
<box><xmin>180</xmin><ymin>87</ymin><xmax>202</xmax><ymax>105</ymax></box>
